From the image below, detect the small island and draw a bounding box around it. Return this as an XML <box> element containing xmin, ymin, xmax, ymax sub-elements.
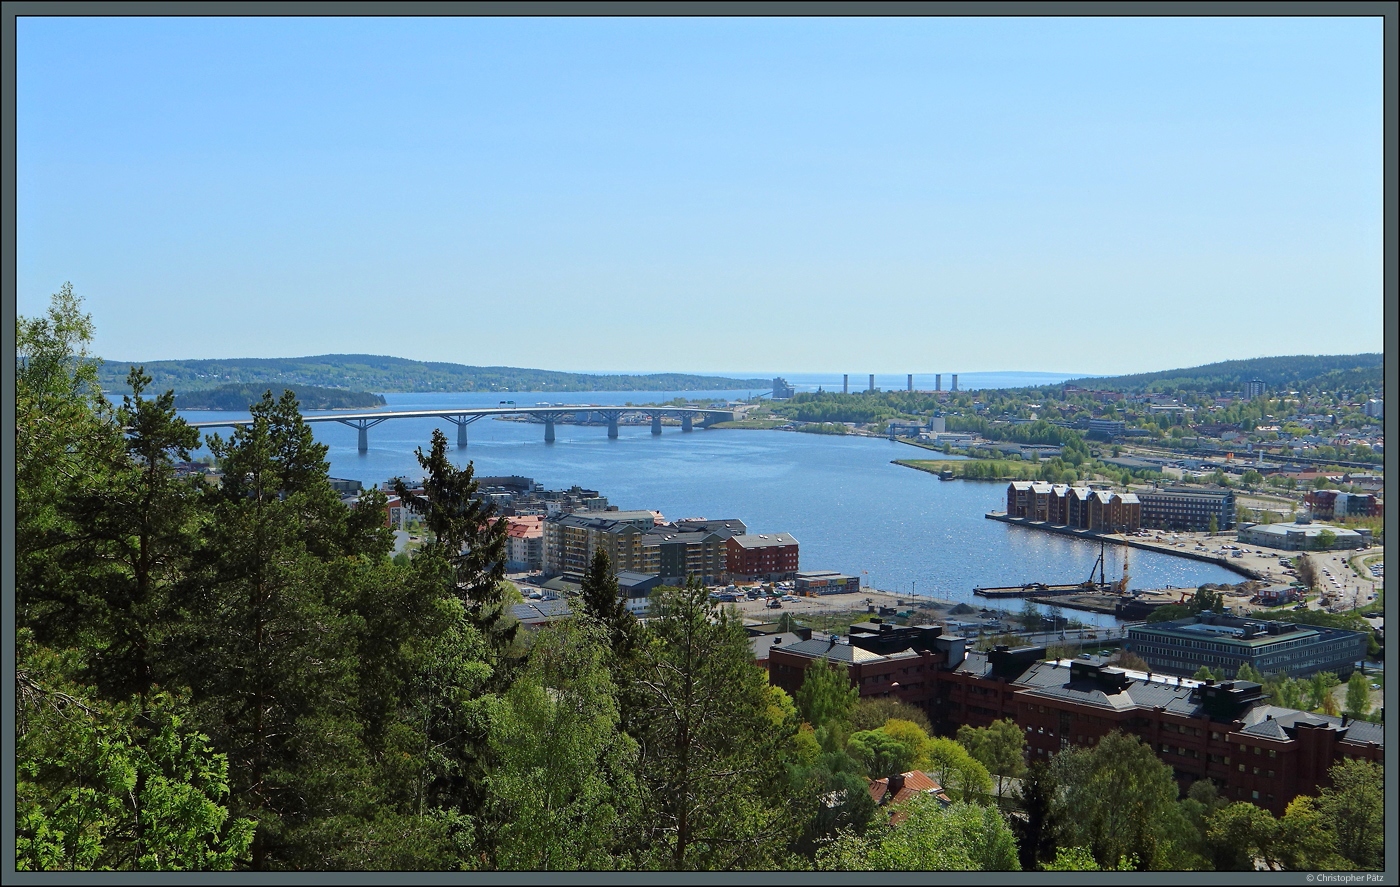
<box><xmin>175</xmin><ymin>383</ymin><xmax>386</xmax><ymax>411</ymax></box>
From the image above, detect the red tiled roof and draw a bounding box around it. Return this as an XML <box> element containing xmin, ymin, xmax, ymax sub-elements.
<box><xmin>867</xmin><ymin>770</ymin><xmax>952</xmax><ymax>815</ymax></box>
<box><xmin>504</xmin><ymin>516</ymin><xmax>544</xmax><ymax>539</ymax></box>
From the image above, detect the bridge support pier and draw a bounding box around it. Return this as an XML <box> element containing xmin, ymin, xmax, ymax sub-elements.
<box><xmin>651</xmin><ymin>414</ymin><xmax>663</xmax><ymax>435</ymax></box>
<box><xmin>441</xmin><ymin>414</ymin><xmax>483</xmax><ymax>447</ymax></box>
<box><xmin>337</xmin><ymin>417</ymin><xmax>389</xmax><ymax>453</ymax></box>
<box><xmin>682</xmin><ymin>415</ymin><xmax>693</xmax><ymax>432</ymax></box>
<box><xmin>598</xmin><ymin>410</ymin><xmax>621</xmax><ymax>439</ymax></box>
<box><xmin>545</xmin><ymin>417</ymin><xmax>555</xmax><ymax>443</ymax></box>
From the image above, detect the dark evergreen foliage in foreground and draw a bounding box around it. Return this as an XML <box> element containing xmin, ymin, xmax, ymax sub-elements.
<box><xmin>96</xmin><ymin>353</ymin><xmax>770</xmax><ymax>394</ymax></box>
<box><xmin>15</xmin><ymin>285</ymin><xmax>1386</xmax><ymax>872</ymax></box>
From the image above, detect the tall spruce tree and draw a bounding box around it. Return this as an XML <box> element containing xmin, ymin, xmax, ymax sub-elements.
<box><xmin>394</xmin><ymin>429</ymin><xmax>515</xmax><ymax>673</ymax></box>
<box><xmin>579</xmin><ymin>549</ymin><xmax>637</xmax><ymax>659</ymax></box>
<box><xmin>83</xmin><ymin>367</ymin><xmax>204</xmax><ymax>701</ymax></box>
<box><xmin>177</xmin><ymin>390</ymin><xmax>378</xmax><ymax>869</ymax></box>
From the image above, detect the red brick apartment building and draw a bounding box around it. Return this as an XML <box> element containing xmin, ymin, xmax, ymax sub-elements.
<box><xmin>726</xmin><ymin>533</ymin><xmax>799</xmax><ymax>580</ymax></box>
<box><xmin>770</xmin><ymin>627</ymin><xmax>1381</xmax><ymax>817</ymax></box>
<box><xmin>1303</xmin><ymin>489</ymin><xmax>1382</xmax><ymax>519</ymax></box>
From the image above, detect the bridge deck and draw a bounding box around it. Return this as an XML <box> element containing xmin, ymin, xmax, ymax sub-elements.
<box><xmin>185</xmin><ymin>404</ymin><xmax>728</xmax><ymax>429</ymax></box>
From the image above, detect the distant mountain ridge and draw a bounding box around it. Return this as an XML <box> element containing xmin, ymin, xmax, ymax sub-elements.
<box><xmin>1064</xmin><ymin>354</ymin><xmax>1383</xmax><ymax>393</ymax></box>
<box><xmin>98</xmin><ymin>354</ymin><xmax>772</xmax><ymax>394</ymax></box>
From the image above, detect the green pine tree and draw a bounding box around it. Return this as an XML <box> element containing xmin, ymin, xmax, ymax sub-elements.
<box><xmin>630</xmin><ymin>578</ymin><xmax>799</xmax><ymax>870</ymax></box>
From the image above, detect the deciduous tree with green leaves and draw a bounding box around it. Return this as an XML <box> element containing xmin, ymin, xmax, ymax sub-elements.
<box><xmin>816</xmin><ymin>797</ymin><xmax>1021</xmax><ymax>871</ymax></box>
<box><xmin>16</xmin><ymin>631</ymin><xmax>255</xmax><ymax>871</ymax></box>
<box><xmin>485</xmin><ymin>619</ymin><xmax>638</xmax><ymax>870</ymax></box>
<box><xmin>847</xmin><ymin>729</ymin><xmax>915</xmax><ymax>780</ymax></box>
<box><xmin>1204</xmin><ymin>801</ymin><xmax>1279</xmax><ymax>871</ymax></box>
<box><xmin>1319</xmin><ymin>758</ymin><xmax>1383</xmax><ymax>870</ymax></box>
<box><xmin>1343</xmin><ymin>671</ymin><xmax>1371</xmax><ymax>720</ymax></box>
<box><xmin>956</xmin><ymin>719</ymin><xmax>1026</xmax><ymax>803</ymax></box>
<box><xmin>793</xmin><ymin>655</ymin><xmax>858</xmax><ymax>753</ymax></box>
<box><xmin>923</xmin><ymin>737</ymin><xmax>993</xmax><ymax>804</ymax></box>
<box><xmin>628</xmin><ymin>578</ymin><xmax>797</xmax><ymax>870</ymax></box>
<box><xmin>1050</xmin><ymin>731</ymin><xmax>1202</xmax><ymax>870</ymax></box>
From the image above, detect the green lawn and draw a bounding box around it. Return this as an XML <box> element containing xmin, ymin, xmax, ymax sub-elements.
<box><xmin>895</xmin><ymin>459</ymin><xmax>1041</xmax><ymax>482</ymax></box>
<box><xmin>897</xmin><ymin>459</ymin><xmax>967</xmax><ymax>473</ymax></box>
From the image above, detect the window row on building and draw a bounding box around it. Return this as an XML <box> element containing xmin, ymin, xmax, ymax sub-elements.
<box><xmin>1006</xmin><ymin>482</ymin><xmax>1141</xmax><ymax>532</ymax></box>
<box><xmin>541</xmin><ymin>511</ymin><xmax>800</xmax><ymax>583</ymax></box>
<box><xmin>766</xmin><ymin>623</ymin><xmax>1380</xmax><ymax>819</ymax></box>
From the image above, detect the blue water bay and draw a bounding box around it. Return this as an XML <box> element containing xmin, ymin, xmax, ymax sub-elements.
<box><xmin>179</xmin><ymin>390</ymin><xmax>1240</xmax><ymax>628</ymax></box>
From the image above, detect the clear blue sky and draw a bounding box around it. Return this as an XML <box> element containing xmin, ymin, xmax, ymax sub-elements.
<box><xmin>17</xmin><ymin>16</ymin><xmax>1383</xmax><ymax>376</ymax></box>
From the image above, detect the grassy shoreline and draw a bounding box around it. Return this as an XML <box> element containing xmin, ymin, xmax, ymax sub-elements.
<box><xmin>894</xmin><ymin>458</ymin><xmax>1026</xmax><ymax>482</ymax></box>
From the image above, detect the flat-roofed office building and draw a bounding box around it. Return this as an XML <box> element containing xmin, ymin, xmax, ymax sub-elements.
<box><xmin>1125</xmin><ymin>613</ymin><xmax>1368</xmax><ymax>679</ymax></box>
<box><xmin>1139</xmin><ymin>486</ymin><xmax>1235</xmax><ymax>531</ymax></box>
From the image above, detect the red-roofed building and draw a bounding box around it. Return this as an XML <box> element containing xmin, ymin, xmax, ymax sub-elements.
<box><xmin>868</xmin><ymin>771</ymin><xmax>952</xmax><ymax>824</ymax></box>
<box><xmin>504</xmin><ymin>515</ymin><xmax>544</xmax><ymax>571</ymax></box>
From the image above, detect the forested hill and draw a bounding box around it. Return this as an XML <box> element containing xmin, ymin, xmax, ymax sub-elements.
<box><xmin>174</xmin><ymin>383</ymin><xmax>386</xmax><ymax>411</ymax></box>
<box><xmin>97</xmin><ymin>354</ymin><xmax>772</xmax><ymax>394</ymax></box>
<box><xmin>1064</xmin><ymin>354</ymin><xmax>1383</xmax><ymax>393</ymax></box>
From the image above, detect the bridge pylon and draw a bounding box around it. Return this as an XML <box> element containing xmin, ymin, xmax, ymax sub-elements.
<box><xmin>439</xmin><ymin>413</ymin><xmax>484</xmax><ymax>447</ymax></box>
<box><xmin>335</xmin><ymin>416</ymin><xmax>389</xmax><ymax>453</ymax></box>
<box><xmin>597</xmin><ymin>410</ymin><xmax>623</xmax><ymax>439</ymax></box>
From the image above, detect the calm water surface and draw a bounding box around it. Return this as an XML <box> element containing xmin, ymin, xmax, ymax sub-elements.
<box><xmin>180</xmin><ymin>390</ymin><xmax>1241</xmax><ymax>627</ymax></box>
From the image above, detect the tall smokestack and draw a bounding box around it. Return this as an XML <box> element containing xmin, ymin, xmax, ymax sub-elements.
<box><xmin>843</xmin><ymin>374</ymin><xmax>848</xmax><ymax>394</ymax></box>
<box><xmin>908</xmin><ymin>374</ymin><xmax>913</xmax><ymax>392</ymax></box>
<box><xmin>869</xmin><ymin>374</ymin><xmax>875</xmax><ymax>392</ymax></box>
<box><xmin>951</xmin><ymin>374</ymin><xmax>959</xmax><ymax>392</ymax></box>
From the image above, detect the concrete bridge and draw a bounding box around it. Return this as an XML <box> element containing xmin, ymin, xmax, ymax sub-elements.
<box><xmin>186</xmin><ymin>405</ymin><xmax>735</xmax><ymax>452</ymax></box>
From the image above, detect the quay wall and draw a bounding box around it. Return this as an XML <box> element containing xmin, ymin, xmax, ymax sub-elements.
<box><xmin>985</xmin><ymin>512</ymin><xmax>1263</xmax><ymax>581</ymax></box>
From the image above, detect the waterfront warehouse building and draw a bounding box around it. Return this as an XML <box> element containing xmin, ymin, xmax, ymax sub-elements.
<box><xmin>1236</xmin><ymin>521</ymin><xmax>1372</xmax><ymax>551</ymax></box>
<box><xmin>1139</xmin><ymin>486</ymin><xmax>1235</xmax><ymax>531</ymax></box>
<box><xmin>1006</xmin><ymin>482</ymin><xmax>1141</xmax><ymax>532</ymax></box>
<box><xmin>1124</xmin><ymin>613</ymin><xmax>1368</xmax><ymax>679</ymax></box>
